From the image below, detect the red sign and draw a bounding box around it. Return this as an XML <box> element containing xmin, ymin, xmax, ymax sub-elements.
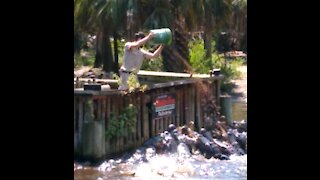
<box><xmin>152</xmin><ymin>93</ymin><xmax>176</xmax><ymax>118</ymax></box>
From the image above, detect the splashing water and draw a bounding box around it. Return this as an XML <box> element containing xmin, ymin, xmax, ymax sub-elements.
<box><xmin>75</xmin><ymin>153</ymin><xmax>246</xmax><ymax>180</ymax></box>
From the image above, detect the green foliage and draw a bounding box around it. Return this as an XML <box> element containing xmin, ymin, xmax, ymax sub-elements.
<box><xmin>212</xmin><ymin>55</ymin><xmax>244</xmax><ymax>82</ymax></box>
<box><xmin>113</xmin><ymin>73</ymin><xmax>121</xmax><ymax>85</ymax></box>
<box><xmin>127</xmin><ymin>73</ymin><xmax>141</xmax><ymax>93</ymax></box>
<box><xmin>140</xmin><ymin>55</ymin><xmax>164</xmax><ymax>72</ymax></box>
<box><xmin>113</xmin><ymin>73</ymin><xmax>148</xmax><ymax>93</ymax></box>
<box><xmin>188</xmin><ymin>39</ymin><xmax>245</xmax><ymax>92</ymax></box>
<box><xmin>74</xmin><ymin>49</ymin><xmax>95</xmax><ymax>67</ymax></box>
<box><xmin>189</xmin><ymin>39</ymin><xmax>244</xmax><ymax>79</ymax></box>
<box><xmin>105</xmin><ymin>104</ymin><xmax>137</xmax><ymax>140</ymax></box>
<box><xmin>189</xmin><ymin>40</ymin><xmax>212</xmax><ymax>74</ymax></box>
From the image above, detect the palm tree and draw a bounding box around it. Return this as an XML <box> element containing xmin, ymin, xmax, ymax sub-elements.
<box><xmin>139</xmin><ymin>0</ymin><xmax>198</xmax><ymax>73</ymax></box>
<box><xmin>74</xmin><ymin>0</ymin><xmax>96</xmax><ymax>55</ymax></box>
<box><xmin>97</xmin><ymin>0</ymin><xmax>141</xmax><ymax>73</ymax></box>
<box><xmin>230</xmin><ymin>0</ymin><xmax>247</xmax><ymax>51</ymax></box>
<box><xmin>75</xmin><ymin>0</ymin><xmax>143</xmax><ymax>73</ymax></box>
<box><xmin>74</xmin><ymin>0</ymin><xmax>107</xmax><ymax>68</ymax></box>
<box><xmin>201</xmin><ymin>0</ymin><xmax>232</xmax><ymax>58</ymax></box>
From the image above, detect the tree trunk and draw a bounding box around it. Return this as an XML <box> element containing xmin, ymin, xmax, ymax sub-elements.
<box><xmin>74</xmin><ymin>32</ymin><xmax>82</xmax><ymax>55</ymax></box>
<box><xmin>95</xmin><ymin>25</ymin><xmax>115</xmax><ymax>72</ymax></box>
<box><xmin>161</xmin><ymin>21</ymin><xmax>190</xmax><ymax>73</ymax></box>
<box><xmin>94</xmin><ymin>30</ymin><xmax>102</xmax><ymax>68</ymax></box>
<box><xmin>113</xmin><ymin>32</ymin><xmax>119</xmax><ymax>74</ymax></box>
<box><xmin>102</xmin><ymin>27</ymin><xmax>114</xmax><ymax>72</ymax></box>
<box><xmin>204</xmin><ymin>30</ymin><xmax>212</xmax><ymax>58</ymax></box>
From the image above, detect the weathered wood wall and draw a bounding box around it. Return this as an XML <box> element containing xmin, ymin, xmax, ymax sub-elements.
<box><xmin>74</xmin><ymin>76</ymin><xmax>222</xmax><ymax>162</ymax></box>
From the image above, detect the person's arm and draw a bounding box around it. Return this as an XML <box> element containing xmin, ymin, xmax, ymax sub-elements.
<box><xmin>127</xmin><ymin>32</ymin><xmax>154</xmax><ymax>49</ymax></box>
<box><xmin>141</xmin><ymin>45</ymin><xmax>164</xmax><ymax>59</ymax></box>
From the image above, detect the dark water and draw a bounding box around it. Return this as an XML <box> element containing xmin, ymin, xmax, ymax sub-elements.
<box><xmin>232</xmin><ymin>101</ymin><xmax>247</xmax><ymax>122</ymax></box>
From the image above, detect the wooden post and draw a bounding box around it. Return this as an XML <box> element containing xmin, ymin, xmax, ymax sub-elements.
<box><xmin>190</xmin><ymin>84</ymin><xmax>195</xmax><ymax>127</ymax></box>
<box><xmin>74</xmin><ymin>98</ymin><xmax>77</xmax><ymax>153</ymax></box>
<box><xmin>79</xmin><ymin>97</ymin><xmax>106</xmax><ymax>162</ymax></box>
<box><xmin>142</xmin><ymin>94</ymin><xmax>150</xmax><ymax>141</ymax></box>
<box><xmin>220</xmin><ymin>94</ymin><xmax>233</xmax><ymax>125</ymax></box>
<box><xmin>216</xmin><ymin>79</ymin><xmax>221</xmax><ymax>106</ymax></box>
<box><xmin>78</xmin><ymin>97</ymin><xmax>84</xmax><ymax>154</ymax></box>
<box><xmin>195</xmin><ymin>87</ymin><xmax>202</xmax><ymax>131</ymax></box>
<box><xmin>99</xmin><ymin>97</ymin><xmax>106</xmax><ymax>160</ymax></box>
<box><xmin>137</xmin><ymin>94</ymin><xmax>142</xmax><ymax>145</ymax></box>
<box><xmin>175</xmin><ymin>89</ymin><xmax>181</xmax><ymax>127</ymax></box>
<box><xmin>105</xmin><ymin>96</ymin><xmax>111</xmax><ymax>155</ymax></box>
<box><xmin>84</xmin><ymin>98</ymin><xmax>94</xmax><ymax>123</ymax></box>
<box><xmin>184</xmin><ymin>87</ymin><xmax>189</xmax><ymax>125</ymax></box>
<box><xmin>81</xmin><ymin>121</ymin><xmax>105</xmax><ymax>162</ymax></box>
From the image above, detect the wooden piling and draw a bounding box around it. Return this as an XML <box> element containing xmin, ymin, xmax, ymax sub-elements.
<box><xmin>220</xmin><ymin>94</ymin><xmax>233</xmax><ymax>125</ymax></box>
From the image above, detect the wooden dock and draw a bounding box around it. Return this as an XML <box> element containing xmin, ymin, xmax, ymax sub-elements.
<box><xmin>74</xmin><ymin>71</ymin><xmax>223</xmax><ymax>163</ymax></box>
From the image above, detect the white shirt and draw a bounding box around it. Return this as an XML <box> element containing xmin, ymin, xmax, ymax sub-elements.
<box><xmin>120</xmin><ymin>42</ymin><xmax>149</xmax><ymax>73</ymax></box>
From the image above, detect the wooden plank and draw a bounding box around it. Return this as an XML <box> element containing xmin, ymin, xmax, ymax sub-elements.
<box><xmin>158</xmin><ymin>117</ymin><xmax>162</xmax><ymax>134</ymax></box>
<box><xmin>102</xmin><ymin>97</ymin><xmax>110</xmax><ymax>155</ymax></box>
<box><xmin>136</xmin><ymin>94</ymin><xmax>142</xmax><ymax>145</ymax></box>
<box><xmin>123</xmin><ymin>95</ymin><xmax>129</xmax><ymax>148</ymax></box>
<box><xmin>175</xmin><ymin>89</ymin><xmax>180</xmax><ymax>127</ymax></box>
<box><xmin>130</xmin><ymin>95</ymin><xmax>136</xmax><ymax>148</ymax></box>
<box><xmin>167</xmin><ymin>116</ymin><xmax>171</xmax><ymax>130</ymax></box>
<box><xmin>190</xmin><ymin>84</ymin><xmax>195</xmax><ymax>125</ymax></box>
<box><xmin>74</xmin><ymin>98</ymin><xmax>77</xmax><ymax>133</ymax></box>
<box><xmin>165</xmin><ymin>117</ymin><xmax>169</xmax><ymax>131</ymax></box>
<box><xmin>170</xmin><ymin>87</ymin><xmax>176</xmax><ymax>126</ymax></box>
<box><xmin>151</xmin><ymin>92</ymin><xmax>156</xmax><ymax>136</ymax></box>
<box><xmin>142</xmin><ymin>94</ymin><xmax>149</xmax><ymax>141</ymax></box>
<box><xmin>166</xmin><ymin>116</ymin><xmax>170</xmax><ymax>127</ymax></box>
<box><xmin>184</xmin><ymin>86</ymin><xmax>189</xmax><ymax>125</ymax></box>
<box><xmin>196</xmin><ymin>87</ymin><xmax>202</xmax><ymax>131</ymax></box>
<box><xmin>127</xmin><ymin>94</ymin><xmax>133</xmax><ymax>149</ymax></box>
<box><xmin>74</xmin><ymin>77</ymin><xmax>223</xmax><ymax>95</ymax></box>
<box><xmin>163</xmin><ymin>117</ymin><xmax>167</xmax><ymax>132</ymax></box>
<box><xmin>78</xmin><ymin>97</ymin><xmax>84</xmax><ymax>149</ymax></box>
<box><xmin>216</xmin><ymin>79</ymin><xmax>221</xmax><ymax>106</ymax></box>
<box><xmin>138</xmin><ymin>70</ymin><xmax>214</xmax><ymax>78</ymax></box>
<box><xmin>111</xmin><ymin>97</ymin><xmax>118</xmax><ymax>154</ymax></box>
<box><xmin>101</xmin><ymin>97</ymin><xmax>106</xmax><ymax>156</ymax></box>
<box><xmin>105</xmin><ymin>97</ymin><xmax>109</xmax><ymax>155</ymax></box>
<box><xmin>84</xmin><ymin>98</ymin><xmax>94</xmax><ymax>122</ymax></box>
<box><xmin>156</xmin><ymin>118</ymin><xmax>159</xmax><ymax>136</ymax></box>
<box><xmin>159</xmin><ymin>118</ymin><xmax>162</xmax><ymax>134</ymax></box>
<box><xmin>105</xmin><ymin>96</ymin><xmax>111</xmax><ymax>156</ymax></box>
<box><xmin>74</xmin><ymin>78</ymin><xmax>118</xmax><ymax>84</ymax></box>
<box><xmin>74</xmin><ymin>97</ymin><xmax>77</xmax><ymax>152</ymax></box>
<box><xmin>97</xmin><ymin>98</ymin><xmax>102</xmax><ymax>121</ymax></box>
<box><xmin>106</xmin><ymin>96</ymin><xmax>111</xmax><ymax>129</ymax></box>
<box><xmin>118</xmin><ymin>95</ymin><xmax>124</xmax><ymax>152</ymax></box>
<box><xmin>162</xmin><ymin>117</ymin><xmax>166</xmax><ymax>132</ymax></box>
<box><xmin>188</xmin><ymin>85</ymin><xmax>192</xmax><ymax>125</ymax></box>
<box><xmin>181</xmin><ymin>88</ymin><xmax>185</xmax><ymax>127</ymax></box>
<box><xmin>178</xmin><ymin>88</ymin><xmax>183</xmax><ymax>126</ymax></box>
<box><xmin>75</xmin><ymin>71</ymin><xmax>222</xmax><ymax>83</ymax></box>
<box><xmin>101</xmin><ymin>97</ymin><xmax>106</xmax><ymax>122</ymax></box>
